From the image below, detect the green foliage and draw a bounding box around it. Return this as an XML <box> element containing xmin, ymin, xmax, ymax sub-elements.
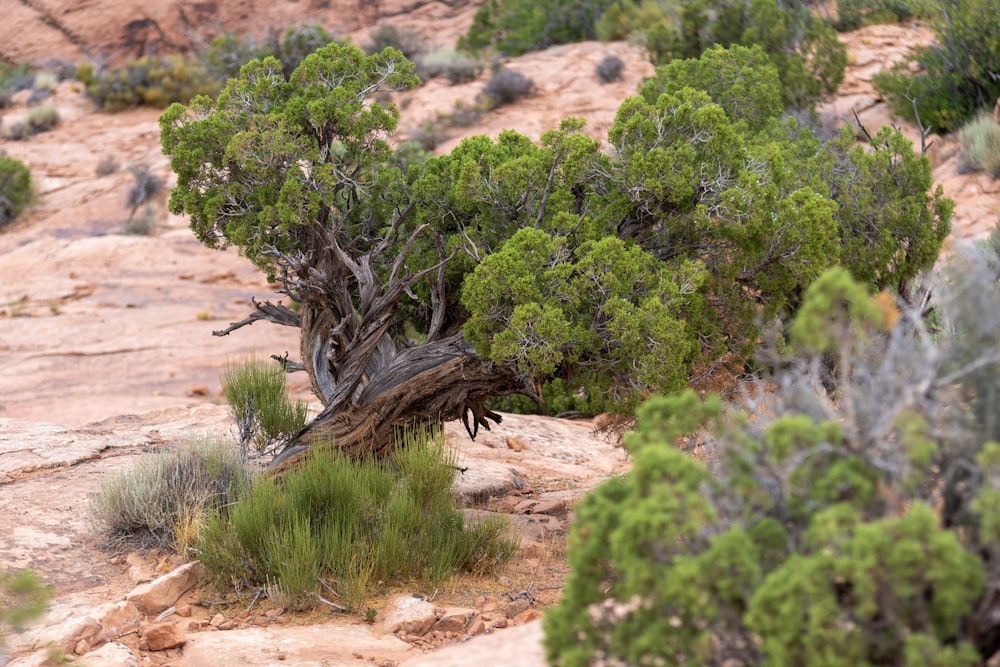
<box><xmin>873</xmin><ymin>0</ymin><xmax>1000</xmax><ymax>132</ymax></box>
<box><xmin>546</xmin><ymin>263</ymin><xmax>1000</xmax><ymax>665</ymax></box>
<box><xmin>958</xmin><ymin>110</ymin><xmax>1000</xmax><ymax>176</ymax></box>
<box><xmin>203</xmin><ymin>33</ymin><xmax>274</xmax><ymax>83</ymax></box>
<box><xmin>836</xmin><ymin>0</ymin><xmax>916</xmax><ymax>30</ymax></box>
<box><xmin>77</xmin><ymin>56</ymin><xmax>221</xmax><ymax>112</ymax></box>
<box><xmin>0</xmin><ymin>570</ymin><xmax>51</xmax><ymax>636</ymax></box>
<box><xmin>278</xmin><ymin>24</ymin><xmax>339</xmax><ymax>75</ymax></box>
<box><xmin>196</xmin><ymin>430</ymin><xmax>515</xmax><ymax>610</ymax></box>
<box><xmin>643</xmin><ymin>0</ymin><xmax>846</xmax><ymax>111</ymax></box>
<box><xmin>161</xmin><ymin>42</ymin><xmax>420</xmax><ymax>276</ymax></box>
<box><xmin>221</xmin><ymin>356</ymin><xmax>308</xmax><ymax>457</ymax></box>
<box><xmin>88</xmin><ymin>437</ymin><xmax>254</xmax><ymax>550</ymax></box>
<box><xmin>0</xmin><ymin>154</ymin><xmax>32</xmax><ymax>228</ymax></box>
<box><xmin>458</xmin><ymin>0</ymin><xmax>620</xmax><ymax>55</ymax></box>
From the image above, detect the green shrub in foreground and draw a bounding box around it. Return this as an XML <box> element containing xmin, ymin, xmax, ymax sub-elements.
<box><xmin>221</xmin><ymin>357</ymin><xmax>308</xmax><ymax>458</ymax></box>
<box><xmin>958</xmin><ymin>110</ymin><xmax>1000</xmax><ymax>177</ymax></box>
<box><xmin>196</xmin><ymin>430</ymin><xmax>516</xmax><ymax>611</ymax></box>
<box><xmin>0</xmin><ymin>155</ymin><xmax>32</xmax><ymax>228</ymax></box>
<box><xmin>546</xmin><ymin>259</ymin><xmax>1000</xmax><ymax>665</ymax></box>
<box><xmin>88</xmin><ymin>437</ymin><xmax>253</xmax><ymax>550</ymax></box>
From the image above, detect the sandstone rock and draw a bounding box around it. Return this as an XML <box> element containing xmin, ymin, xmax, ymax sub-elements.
<box><xmin>208</xmin><ymin>613</ymin><xmax>225</xmax><ymax>628</ymax></box>
<box><xmin>85</xmin><ymin>641</ymin><xmax>139</xmax><ymax>667</ymax></box>
<box><xmin>513</xmin><ymin>608</ymin><xmax>542</xmax><ymax>625</ymax></box>
<box><xmin>432</xmin><ymin>607</ymin><xmax>479</xmax><ymax>633</ymax></box>
<box><xmin>505</xmin><ymin>598</ymin><xmax>531</xmax><ymax>619</ymax></box>
<box><xmin>176</xmin><ymin>604</ymin><xmax>192</xmax><ymax>617</ymax></box>
<box><xmin>125</xmin><ymin>561</ymin><xmax>203</xmax><ymax>614</ymax></box>
<box><xmin>142</xmin><ymin>621</ymin><xmax>186</xmax><ymax>651</ymax></box>
<box><xmin>399</xmin><ymin>621</ymin><xmax>544</xmax><ymax>667</ymax></box>
<box><xmin>126</xmin><ymin>552</ymin><xmax>156</xmax><ymax>584</ymax></box>
<box><xmin>506</xmin><ymin>436</ymin><xmax>527</xmax><ymax>452</ymax></box>
<box><xmin>467</xmin><ymin>616</ymin><xmax>486</xmax><ymax>636</ymax></box>
<box><xmin>382</xmin><ymin>595</ymin><xmax>437</xmax><ymax>635</ymax></box>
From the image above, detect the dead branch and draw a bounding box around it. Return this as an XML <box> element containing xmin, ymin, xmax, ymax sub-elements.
<box><xmin>213</xmin><ymin>297</ymin><xmax>301</xmax><ymax>337</ymax></box>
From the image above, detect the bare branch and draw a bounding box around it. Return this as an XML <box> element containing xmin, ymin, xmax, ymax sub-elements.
<box><xmin>213</xmin><ymin>298</ymin><xmax>302</xmax><ymax>337</ymax></box>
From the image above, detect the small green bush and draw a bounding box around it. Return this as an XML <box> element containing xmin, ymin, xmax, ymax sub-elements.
<box><xmin>124</xmin><ymin>205</ymin><xmax>159</xmax><ymax>235</ymax></box>
<box><xmin>958</xmin><ymin>110</ymin><xmax>1000</xmax><ymax>177</ymax></box>
<box><xmin>595</xmin><ymin>53</ymin><xmax>624</xmax><ymax>83</ymax></box>
<box><xmin>278</xmin><ymin>24</ymin><xmax>338</xmax><ymax>75</ymax></box>
<box><xmin>203</xmin><ymin>33</ymin><xmax>274</xmax><ymax>83</ymax></box>
<box><xmin>88</xmin><ymin>438</ymin><xmax>253</xmax><ymax>551</ymax></box>
<box><xmin>221</xmin><ymin>357</ymin><xmax>308</xmax><ymax>457</ymax></box>
<box><xmin>0</xmin><ymin>155</ymin><xmax>32</xmax><ymax>228</ymax></box>
<box><xmin>480</xmin><ymin>67</ymin><xmax>534</xmax><ymax>109</ymax></box>
<box><xmin>196</xmin><ymin>430</ymin><xmax>516</xmax><ymax>611</ymax></box>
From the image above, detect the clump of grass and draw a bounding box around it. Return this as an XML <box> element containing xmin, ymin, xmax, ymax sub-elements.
<box><xmin>95</xmin><ymin>155</ymin><xmax>119</xmax><ymax>177</ymax></box>
<box><xmin>480</xmin><ymin>67</ymin><xmax>534</xmax><ymax>109</ymax></box>
<box><xmin>595</xmin><ymin>53</ymin><xmax>624</xmax><ymax>84</ymax></box>
<box><xmin>196</xmin><ymin>429</ymin><xmax>516</xmax><ymax>611</ymax></box>
<box><xmin>221</xmin><ymin>356</ymin><xmax>308</xmax><ymax>458</ymax></box>
<box><xmin>124</xmin><ymin>205</ymin><xmax>159</xmax><ymax>235</ymax></box>
<box><xmin>958</xmin><ymin>110</ymin><xmax>1000</xmax><ymax>177</ymax></box>
<box><xmin>88</xmin><ymin>437</ymin><xmax>254</xmax><ymax>551</ymax></box>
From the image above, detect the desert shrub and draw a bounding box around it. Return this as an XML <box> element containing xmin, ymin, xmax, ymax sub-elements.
<box><xmin>221</xmin><ymin>356</ymin><xmax>308</xmax><ymax>458</ymax></box>
<box><xmin>124</xmin><ymin>205</ymin><xmax>159</xmax><ymax>235</ymax></box>
<box><xmin>546</xmin><ymin>249</ymin><xmax>1000</xmax><ymax>665</ymax></box>
<box><xmin>196</xmin><ymin>429</ymin><xmax>515</xmax><ymax>610</ymax></box>
<box><xmin>595</xmin><ymin>53</ymin><xmax>624</xmax><ymax>83</ymax></box>
<box><xmin>480</xmin><ymin>67</ymin><xmax>534</xmax><ymax>108</ymax></box>
<box><xmin>76</xmin><ymin>56</ymin><xmax>220</xmax><ymax>112</ymax></box>
<box><xmin>24</xmin><ymin>104</ymin><xmax>59</xmax><ymax>133</ymax></box>
<box><xmin>125</xmin><ymin>163</ymin><xmax>164</xmax><ymax>229</ymax></box>
<box><xmin>278</xmin><ymin>24</ymin><xmax>338</xmax><ymax>75</ymax></box>
<box><xmin>0</xmin><ymin>155</ymin><xmax>32</xmax><ymax>228</ymax></box>
<box><xmin>95</xmin><ymin>155</ymin><xmax>119</xmax><ymax>177</ymax></box>
<box><xmin>203</xmin><ymin>33</ymin><xmax>274</xmax><ymax>83</ymax></box>
<box><xmin>88</xmin><ymin>437</ymin><xmax>253</xmax><ymax>551</ymax></box>
<box><xmin>958</xmin><ymin>110</ymin><xmax>1000</xmax><ymax>176</ymax></box>
<box><xmin>365</xmin><ymin>24</ymin><xmax>424</xmax><ymax>61</ymax></box>
<box><xmin>836</xmin><ymin>0</ymin><xmax>915</xmax><ymax>30</ymax></box>
<box><xmin>0</xmin><ymin>63</ymin><xmax>35</xmax><ymax>93</ymax></box>
<box><xmin>408</xmin><ymin>121</ymin><xmax>451</xmax><ymax>152</ymax></box>
<box><xmin>0</xmin><ymin>88</ymin><xmax>12</xmax><ymax>109</ymax></box>
<box><xmin>416</xmin><ymin>48</ymin><xmax>483</xmax><ymax>84</ymax></box>
<box><xmin>874</xmin><ymin>0</ymin><xmax>1000</xmax><ymax>132</ymax></box>
<box><xmin>458</xmin><ymin>0</ymin><xmax>620</xmax><ymax>55</ymax></box>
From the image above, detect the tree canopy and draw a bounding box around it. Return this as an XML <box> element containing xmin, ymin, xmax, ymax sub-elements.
<box><xmin>161</xmin><ymin>42</ymin><xmax>950</xmax><ymax>464</ymax></box>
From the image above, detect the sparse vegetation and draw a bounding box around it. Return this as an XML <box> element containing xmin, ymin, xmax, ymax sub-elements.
<box><xmin>196</xmin><ymin>430</ymin><xmax>516</xmax><ymax>611</ymax></box>
<box><xmin>958</xmin><ymin>110</ymin><xmax>1000</xmax><ymax>177</ymax></box>
<box><xmin>595</xmin><ymin>53</ymin><xmax>624</xmax><ymax>83</ymax></box>
<box><xmin>124</xmin><ymin>205</ymin><xmax>159</xmax><ymax>235</ymax></box>
<box><xmin>0</xmin><ymin>154</ymin><xmax>32</xmax><ymax>229</ymax></box>
<box><xmin>76</xmin><ymin>56</ymin><xmax>221</xmax><ymax>112</ymax></box>
<box><xmin>221</xmin><ymin>356</ymin><xmax>308</xmax><ymax>458</ymax></box>
<box><xmin>88</xmin><ymin>437</ymin><xmax>254</xmax><ymax>551</ymax></box>
<box><xmin>836</xmin><ymin>0</ymin><xmax>916</xmax><ymax>30</ymax></box>
<box><xmin>0</xmin><ymin>570</ymin><xmax>51</xmax><ymax>644</ymax></box>
<box><xmin>24</xmin><ymin>104</ymin><xmax>59</xmax><ymax>133</ymax></box>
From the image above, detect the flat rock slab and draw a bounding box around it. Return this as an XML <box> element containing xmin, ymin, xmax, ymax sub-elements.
<box><xmin>179</xmin><ymin>624</ymin><xmax>416</xmax><ymax>666</ymax></box>
<box><xmin>399</xmin><ymin>621</ymin><xmax>545</xmax><ymax>667</ymax></box>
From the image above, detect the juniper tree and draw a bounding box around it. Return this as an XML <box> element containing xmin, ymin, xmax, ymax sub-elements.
<box><xmin>160</xmin><ymin>43</ymin><xmax>949</xmax><ymax>469</ymax></box>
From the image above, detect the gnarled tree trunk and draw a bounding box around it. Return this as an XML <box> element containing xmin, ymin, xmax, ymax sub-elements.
<box><xmin>213</xmin><ymin>221</ymin><xmax>533</xmax><ymax>473</ymax></box>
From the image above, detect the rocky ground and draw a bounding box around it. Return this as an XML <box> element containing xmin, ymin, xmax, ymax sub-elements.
<box><xmin>1</xmin><ymin>3</ymin><xmax>999</xmax><ymax>665</ymax></box>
